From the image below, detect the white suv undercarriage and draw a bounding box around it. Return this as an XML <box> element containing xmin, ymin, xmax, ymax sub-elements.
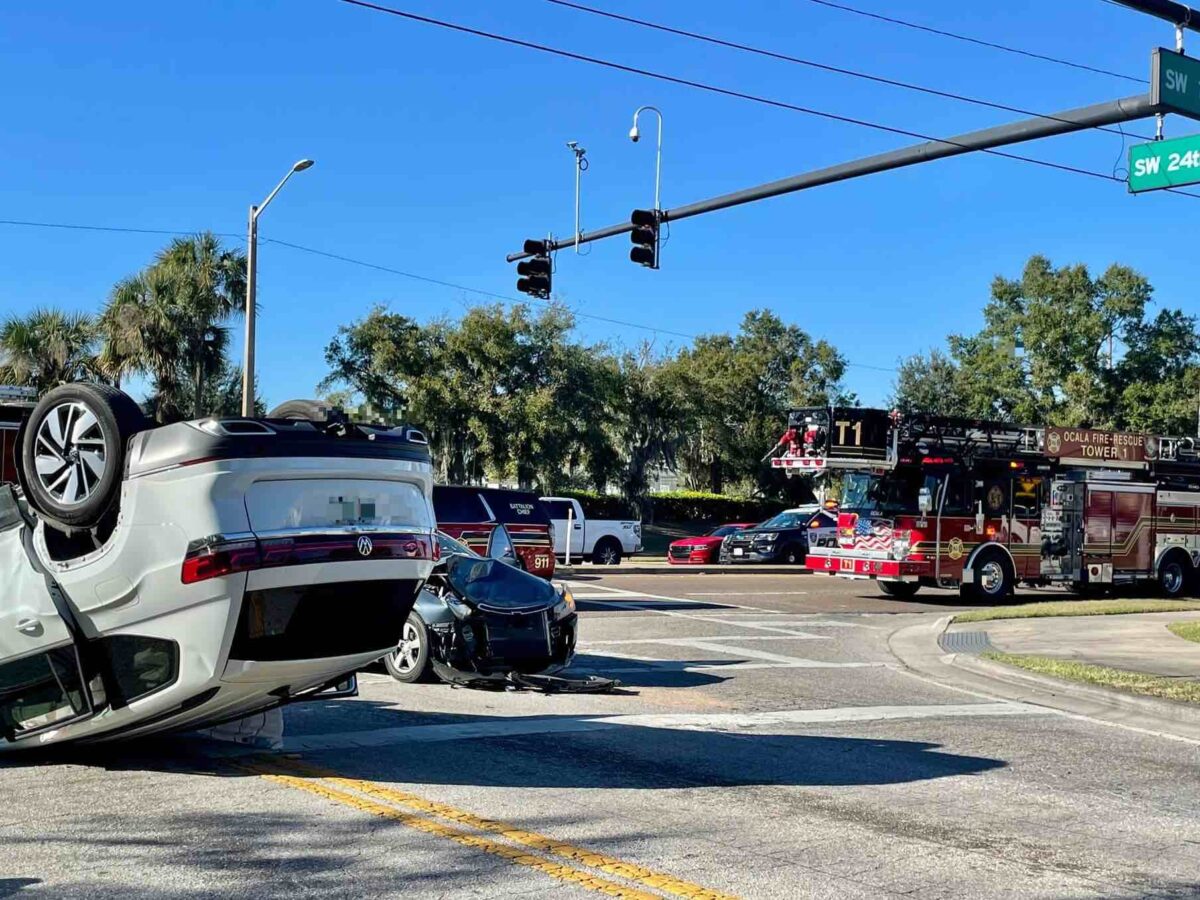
<box><xmin>1</xmin><ymin>384</ymin><xmax>435</xmax><ymax>751</ymax></box>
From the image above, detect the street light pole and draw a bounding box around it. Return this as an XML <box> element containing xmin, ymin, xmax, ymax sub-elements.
<box><xmin>241</xmin><ymin>159</ymin><xmax>315</xmax><ymax>416</ymax></box>
<box><xmin>629</xmin><ymin>106</ymin><xmax>663</xmax><ymax>212</ymax></box>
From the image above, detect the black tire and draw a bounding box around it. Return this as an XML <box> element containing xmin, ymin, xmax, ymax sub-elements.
<box><xmin>961</xmin><ymin>549</ymin><xmax>1015</xmax><ymax>603</ymax></box>
<box><xmin>879</xmin><ymin>581</ymin><xmax>921</xmax><ymax>600</ymax></box>
<box><xmin>382</xmin><ymin>612</ymin><xmax>433</xmax><ymax>683</ymax></box>
<box><xmin>781</xmin><ymin>544</ymin><xmax>805</xmax><ymax>565</ymax></box>
<box><xmin>1157</xmin><ymin>552</ymin><xmax>1191</xmax><ymax>599</ymax></box>
<box><xmin>594</xmin><ymin>538</ymin><xmax>623</xmax><ymax>566</ymax></box>
<box><xmin>20</xmin><ymin>383</ymin><xmax>146</xmax><ymax>529</ymax></box>
<box><xmin>267</xmin><ymin>399</ymin><xmax>347</xmax><ymax>425</ymax></box>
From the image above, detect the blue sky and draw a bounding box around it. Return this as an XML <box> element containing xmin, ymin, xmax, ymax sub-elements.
<box><xmin>1</xmin><ymin>0</ymin><xmax>1195</xmax><ymax>407</ymax></box>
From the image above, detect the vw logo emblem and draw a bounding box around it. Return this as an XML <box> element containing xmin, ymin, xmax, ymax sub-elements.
<box><xmin>357</xmin><ymin>536</ymin><xmax>374</xmax><ymax>557</ymax></box>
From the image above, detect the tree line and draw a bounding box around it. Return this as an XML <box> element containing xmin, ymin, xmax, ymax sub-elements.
<box><xmin>0</xmin><ymin>232</ymin><xmax>255</xmax><ymax>422</ymax></box>
<box><xmin>319</xmin><ymin>304</ymin><xmax>849</xmax><ymax>507</ymax></box>
<box><xmin>4</xmin><ymin>236</ymin><xmax>1196</xmax><ymax>505</ymax></box>
<box><xmin>891</xmin><ymin>255</ymin><xmax>1200</xmax><ymax>435</ymax></box>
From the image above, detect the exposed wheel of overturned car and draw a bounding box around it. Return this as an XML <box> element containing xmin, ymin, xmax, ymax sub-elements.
<box><xmin>20</xmin><ymin>383</ymin><xmax>147</xmax><ymax>529</ymax></box>
<box><xmin>267</xmin><ymin>399</ymin><xmax>348</xmax><ymax>425</ymax></box>
<box><xmin>383</xmin><ymin>611</ymin><xmax>433</xmax><ymax>683</ymax></box>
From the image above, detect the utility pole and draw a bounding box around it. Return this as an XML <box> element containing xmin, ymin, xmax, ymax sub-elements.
<box><xmin>241</xmin><ymin>159</ymin><xmax>314</xmax><ymax>417</ymax></box>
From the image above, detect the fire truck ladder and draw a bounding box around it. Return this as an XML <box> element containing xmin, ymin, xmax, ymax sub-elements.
<box><xmin>899</xmin><ymin>415</ymin><xmax>1044</xmax><ymax>463</ymax></box>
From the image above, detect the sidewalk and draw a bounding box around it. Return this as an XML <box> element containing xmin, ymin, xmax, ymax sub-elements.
<box><xmin>950</xmin><ymin>610</ymin><xmax>1200</xmax><ymax>678</ymax></box>
<box><xmin>889</xmin><ymin>611</ymin><xmax>1200</xmax><ymax>742</ymax></box>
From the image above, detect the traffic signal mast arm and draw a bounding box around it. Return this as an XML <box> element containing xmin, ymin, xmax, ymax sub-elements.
<box><xmin>507</xmin><ymin>92</ymin><xmax>1160</xmax><ymax>263</ymax></box>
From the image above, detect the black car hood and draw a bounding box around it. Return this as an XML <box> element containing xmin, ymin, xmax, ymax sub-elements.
<box><xmin>732</xmin><ymin>528</ymin><xmax>780</xmax><ymax>537</ymax></box>
<box><xmin>443</xmin><ymin>554</ymin><xmax>558</xmax><ymax>611</ymax></box>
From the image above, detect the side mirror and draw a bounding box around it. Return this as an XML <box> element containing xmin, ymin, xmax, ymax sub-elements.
<box><xmin>918</xmin><ymin>487</ymin><xmax>932</xmax><ymax>515</ymax></box>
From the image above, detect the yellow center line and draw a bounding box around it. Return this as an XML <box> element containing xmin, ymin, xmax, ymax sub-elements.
<box><xmin>243</xmin><ymin>758</ymin><xmax>739</xmax><ymax>900</ymax></box>
<box><xmin>254</xmin><ymin>770</ymin><xmax>662</xmax><ymax>899</ymax></box>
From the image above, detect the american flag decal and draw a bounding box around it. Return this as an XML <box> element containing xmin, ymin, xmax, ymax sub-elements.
<box><xmin>851</xmin><ymin>516</ymin><xmax>894</xmax><ymax>551</ymax></box>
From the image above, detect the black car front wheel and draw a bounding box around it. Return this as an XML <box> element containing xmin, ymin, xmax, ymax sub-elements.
<box><xmin>782</xmin><ymin>544</ymin><xmax>804</xmax><ymax>565</ymax></box>
<box><xmin>383</xmin><ymin>612</ymin><xmax>433</xmax><ymax>683</ymax></box>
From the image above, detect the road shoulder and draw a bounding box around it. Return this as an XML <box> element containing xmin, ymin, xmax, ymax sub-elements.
<box><xmin>888</xmin><ymin>615</ymin><xmax>1200</xmax><ymax>743</ymax></box>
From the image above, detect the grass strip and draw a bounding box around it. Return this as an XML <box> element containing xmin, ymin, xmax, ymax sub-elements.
<box><xmin>982</xmin><ymin>651</ymin><xmax>1200</xmax><ymax>705</ymax></box>
<box><xmin>1167</xmin><ymin>620</ymin><xmax>1200</xmax><ymax>644</ymax></box>
<box><xmin>954</xmin><ymin>599</ymin><xmax>1200</xmax><ymax>624</ymax></box>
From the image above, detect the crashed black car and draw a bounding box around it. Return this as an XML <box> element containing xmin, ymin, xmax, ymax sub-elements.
<box><xmin>383</xmin><ymin>531</ymin><xmax>577</xmax><ymax>686</ymax></box>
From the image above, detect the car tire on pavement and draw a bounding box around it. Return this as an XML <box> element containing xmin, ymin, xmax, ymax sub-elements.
<box><xmin>782</xmin><ymin>544</ymin><xmax>804</xmax><ymax>565</ymax></box>
<box><xmin>879</xmin><ymin>581</ymin><xmax>921</xmax><ymax>600</ymax></box>
<box><xmin>383</xmin><ymin>612</ymin><xmax>433</xmax><ymax>683</ymax></box>
<box><xmin>20</xmin><ymin>382</ymin><xmax>147</xmax><ymax>530</ymax></box>
<box><xmin>594</xmin><ymin>538</ymin><xmax>623</xmax><ymax>566</ymax></box>
<box><xmin>1157</xmin><ymin>551</ymin><xmax>1192</xmax><ymax>599</ymax></box>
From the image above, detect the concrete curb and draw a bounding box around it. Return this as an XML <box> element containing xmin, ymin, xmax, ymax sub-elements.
<box><xmin>888</xmin><ymin>616</ymin><xmax>1200</xmax><ymax>743</ymax></box>
<box><xmin>557</xmin><ymin>564</ymin><xmax>811</xmax><ymax>576</ymax></box>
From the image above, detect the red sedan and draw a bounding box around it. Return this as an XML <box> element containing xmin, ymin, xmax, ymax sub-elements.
<box><xmin>668</xmin><ymin>523</ymin><xmax>758</xmax><ymax>565</ymax></box>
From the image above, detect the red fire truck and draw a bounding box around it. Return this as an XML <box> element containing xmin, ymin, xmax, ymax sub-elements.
<box><xmin>769</xmin><ymin>407</ymin><xmax>1200</xmax><ymax>601</ymax></box>
<box><xmin>0</xmin><ymin>386</ymin><xmax>37</xmax><ymax>486</ymax></box>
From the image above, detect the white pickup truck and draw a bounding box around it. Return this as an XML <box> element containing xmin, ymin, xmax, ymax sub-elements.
<box><xmin>540</xmin><ymin>496</ymin><xmax>642</xmax><ymax>565</ymax></box>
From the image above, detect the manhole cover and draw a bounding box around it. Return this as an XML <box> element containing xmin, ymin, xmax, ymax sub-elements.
<box><xmin>938</xmin><ymin>630</ymin><xmax>994</xmax><ymax>654</ymax></box>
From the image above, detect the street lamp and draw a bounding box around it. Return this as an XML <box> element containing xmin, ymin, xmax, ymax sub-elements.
<box><xmin>241</xmin><ymin>158</ymin><xmax>315</xmax><ymax>416</ymax></box>
<box><xmin>628</xmin><ymin>106</ymin><xmax>663</xmax><ymax>213</ymax></box>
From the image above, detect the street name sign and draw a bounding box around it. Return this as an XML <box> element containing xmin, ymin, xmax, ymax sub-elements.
<box><xmin>1129</xmin><ymin>132</ymin><xmax>1200</xmax><ymax>192</ymax></box>
<box><xmin>1152</xmin><ymin>48</ymin><xmax>1200</xmax><ymax>120</ymax></box>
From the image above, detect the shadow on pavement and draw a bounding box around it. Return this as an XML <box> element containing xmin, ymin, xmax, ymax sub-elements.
<box><xmin>567</xmin><ymin>652</ymin><xmax>735</xmax><ymax>688</ymax></box>
<box><xmin>4</xmin><ymin>704</ymin><xmax>1007</xmax><ymax>791</ymax></box>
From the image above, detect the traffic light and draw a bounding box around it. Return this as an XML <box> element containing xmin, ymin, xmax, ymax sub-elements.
<box><xmin>629</xmin><ymin>209</ymin><xmax>659</xmax><ymax>269</ymax></box>
<box><xmin>516</xmin><ymin>239</ymin><xmax>552</xmax><ymax>299</ymax></box>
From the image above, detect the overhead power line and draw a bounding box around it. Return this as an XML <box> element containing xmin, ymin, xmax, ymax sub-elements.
<box><xmin>801</xmin><ymin>0</ymin><xmax>1146</xmax><ymax>84</ymax></box>
<box><xmin>545</xmin><ymin>0</ymin><xmax>1155</xmax><ymax>141</ymax></box>
<box><xmin>338</xmin><ymin>0</ymin><xmax>1195</xmax><ymax>197</ymax></box>
<box><xmin>0</xmin><ymin>217</ymin><xmax>240</xmax><ymax>239</ymax></box>
<box><xmin>0</xmin><ymin>216</ymin><xmax>896</xmax><ymax>372</ymax></box>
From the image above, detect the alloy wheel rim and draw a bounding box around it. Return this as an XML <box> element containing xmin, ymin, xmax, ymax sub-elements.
<box><xmin>393</xmin><ymin>621</ymin><xmax>422</xmax><ymax>673</ymax></box>
<box><xmin>601</xmin><ymin>547</ymin><xmax>617</xmax><ymax>564</ymax></box>
<box><xmin>1164</xmin><ymin>563</ymin><xmax>1184</xmax><ymax>594</ymax></box>
<box><xmin>980</xmin><ymin>561</ymin><xmax>1005</xmax><ymax>594</ymax></box>
<box><xmin>34</xmin><ymin>401</ymin><xmax>107</xmax><ymax>507</ymax></box>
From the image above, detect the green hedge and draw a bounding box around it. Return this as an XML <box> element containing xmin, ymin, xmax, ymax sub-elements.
<box><xmin>647</xmin><ymin>491</ymin><xmax>789</xmax><ymax>525</ymax></box>
<box><xmin>550</xmin><ymin>489</ymin><xmax>797</xmax><ymax>525</ymax></box>
<box><xmin>552</xmin><ymin>490</ymin><xmax>638</xmax><ymax>520</ymax></box>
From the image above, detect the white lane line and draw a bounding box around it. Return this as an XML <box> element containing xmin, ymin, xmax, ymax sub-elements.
<box><xmin>687</xmin><ymin>591</ymin><xmax>809</xmax><ymax>596</ymax></box>
<box><xmin>581</xmin><ymin>635</ymin><xmax>829</xmax><ymax>645</ymax></box>
<box><xmin>658</xmin><ymin>639</ymin><xmax>872</xmax><ymax>668</ymax></box>
<box><xmin>281</xmin><ymin>702</ymin><xmax>1056</xmax><ymax>752</ymax></box>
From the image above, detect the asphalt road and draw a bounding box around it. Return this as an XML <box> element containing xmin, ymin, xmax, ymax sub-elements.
<box><xmin>3</xmin><ymin>572</ymin><xmax>1199</xmax><ymax>898</ymax></box>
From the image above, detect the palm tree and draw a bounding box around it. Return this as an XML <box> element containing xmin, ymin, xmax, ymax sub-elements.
<box><xmin>98</xmin><ymin>232</ymin><xmax>247</xmax><ymax>422</ymax></box>
<box><xmin>0</xmin><ymin>308</ymin><xmax>100</xmax><ymax>392</ymax></box>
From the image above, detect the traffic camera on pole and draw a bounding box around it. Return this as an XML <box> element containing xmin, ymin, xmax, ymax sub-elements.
<box><xmin>516</xmin><ymin>239</ymin><xmax>552</xmax><ymax>299</ymax></box>
<box><xmin>629</xmin><ymin>209</ymin><xmax>660</xmax><ymax>269</ymax></box>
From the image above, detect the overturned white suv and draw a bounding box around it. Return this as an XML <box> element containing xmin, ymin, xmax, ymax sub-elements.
<box><xmin>0</xmin><ymin>384</ymin><xmax>435</xmax><ymax>750</ymax></box>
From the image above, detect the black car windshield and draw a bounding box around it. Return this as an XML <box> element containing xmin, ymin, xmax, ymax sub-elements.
<box><xmin>760</xmin><ymin>511</ymin><xmax>814</xmax><ymax>529</ymax></box>
<box><xmin>444</xmin><ymin>554</ymin><xmax>557</xmax><ymax>609</ymax></box>
<box><xmin>437</xmin><ymin>532</ymin><xmax>479</xmax><ymax>559</ymax></box>
<box><xmin>709</xmin><ymin>525</ymin><xmax>741</xmax><ymax>538</ymax></box>
<box><xmin>842</xmin><ymin>471</ymin><xmax>938</xmax><ymax>515</ymax></box>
